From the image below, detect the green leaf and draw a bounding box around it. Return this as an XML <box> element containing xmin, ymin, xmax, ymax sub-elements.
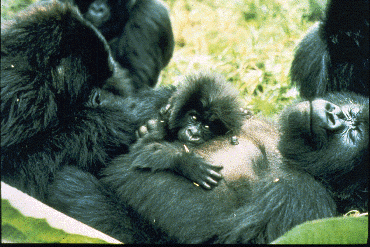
<box><xmin>1</xmin><ymin>199</ymin><xmax>111</xmax><ymax>243</ymax></box>
<box><xmin>272</xmin><ymin>216</ymin><xmax>368</xmax><ymax>244</ymax></box>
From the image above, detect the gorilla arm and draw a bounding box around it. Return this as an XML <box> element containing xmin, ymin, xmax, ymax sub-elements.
<box><xmin>126</xmin><ymin>119</ymin><xmax>223</xmax><ymax>190</ymax></box>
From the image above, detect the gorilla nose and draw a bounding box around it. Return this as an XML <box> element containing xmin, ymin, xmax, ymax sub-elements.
<box><xmin>186</xmin><ymin>126</ymin><xmax>201</xmax><ymax>141</ymax></box>
<box><xmin>311</xmin><ymin>99</ymin><xmax>344</xmax><ymax>131</ymax></box>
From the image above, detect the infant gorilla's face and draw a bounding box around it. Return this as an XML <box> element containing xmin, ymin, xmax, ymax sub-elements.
<box><xmin>177</xmin><ymin>110</ymin><xmax>221</xmax><ymax>145</ymax></box>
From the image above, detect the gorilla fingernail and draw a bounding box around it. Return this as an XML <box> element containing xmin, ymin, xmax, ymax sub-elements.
<box><xmin>230</xmin><ymin>136</ymin><xmax>239</xmax><ymax>145</ymax></box>
<box><xmin>160</xmin><ymin>104</ymin><xmax>171</xmax><ymax>115</ymax></box>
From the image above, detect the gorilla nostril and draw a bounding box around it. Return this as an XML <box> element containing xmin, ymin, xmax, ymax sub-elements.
<box><xmin>326</xmin><ymin>111</ymin><xmax>336</xmax><ymax>126</ymax></box>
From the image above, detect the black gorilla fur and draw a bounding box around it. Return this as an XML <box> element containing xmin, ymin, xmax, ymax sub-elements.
<box><xmin>1</xmin><ymin>2</ymin><xmax>173</xmax><ymax>203</ymax></box>
<box><xmin>278</xmin><ymin>92</ymin><xmax>369</xmax><ymax>215</ymax></box>
<box><xmin>290</xmin><ymin>0</ymin><xmax>369</xmax><ymax>98</ymax></box>
<box><xmin>56</xmin><ymin>0</ymin><xmax>175</xmax><ymax>89</ymax></box>
<box><xmin>47</xmin><ymin>73</ymin><xmax>247</xmax><ymax>242</ymax></box>
<box><xmin>116</xmin><ymin>74</ymin><xmax>248</xmax><ymax>190</ymax></box>
<box><xmin>48</xmin><ymin>91</ymin><xmax>368</xmax><ymax>243</ymax></box>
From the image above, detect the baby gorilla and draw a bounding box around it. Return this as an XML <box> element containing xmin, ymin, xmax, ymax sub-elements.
<box><xmin>123</xmin><ymin>73</ymin><xmax>248</xmax><ymax>189</ymax></box>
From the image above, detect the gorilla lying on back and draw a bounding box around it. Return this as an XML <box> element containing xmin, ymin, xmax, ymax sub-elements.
<box><xmin>49</xmin><ymin>90</ymin><xmax>368</xmax><ymax>243</ymax></box>
<box><xmin>1</xmin><ymin>1</ymin><xmax>174</xmax><ymax>205</ymax></box>
<box><xmin>55</xmin><ymin>0</ymin><xmax>175</xmax><ymax>89</ymax></box>
<box><xmin>291</xmin><ymin>0</ymin><xmax>369</xmax><ymax>98</ymax></box>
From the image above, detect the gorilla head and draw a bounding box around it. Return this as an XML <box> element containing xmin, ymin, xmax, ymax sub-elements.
<box><xmin>279</xmin><ymin>92</ymin><xmax>369</xmax><ymax>213</ymax></box>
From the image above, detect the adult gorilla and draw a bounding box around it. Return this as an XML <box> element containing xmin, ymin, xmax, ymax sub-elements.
<box><xmin>56</xmin><ymin>0</ymin><xmax>175</xmax><ymax>89</ymax></box>
<box><xmin>291</xmin><ymin>0</ymin><xmax>369</xmax><ymax>98</ymax></box>
<box><xmin>48</xmin><ymin>90</ymin><xmax>368</xmax><ymax>243</ymax></box>
<box><xmin>1</xmin><ymin>1</ymin><xmax>173</xmax><ymax>207</ymax></box>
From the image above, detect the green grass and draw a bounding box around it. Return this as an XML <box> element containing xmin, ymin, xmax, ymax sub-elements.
<box><xmin>1</xmin><ymin>0</ymin><xmax>321</xmax><ymax>117</ymax></box>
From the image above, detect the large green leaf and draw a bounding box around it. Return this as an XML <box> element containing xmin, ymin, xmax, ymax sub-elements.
<box><xmin>272</xmin><ymin>216</ymin><xmax>368</xmax><ymax>244</ymax></box>
<box><xmin>1</xmin><ymin>182</ymin><xmax>121</xmax><ymax>243</ymax></box>
<box><xmin>2</xmin><ymin>199</ymin><xmax>111</xmax><ymax>243</ymax></box>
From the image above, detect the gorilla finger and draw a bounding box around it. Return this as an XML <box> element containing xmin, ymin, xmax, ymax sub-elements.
<box><xmin>207</xmin><ymin>169</ymin><xmax>223</xmax><ymax>179</ymax></box>
<box><xmin>138</xmin><ymin>125</ymin><xmax>148</xmax><ymax>137</ymax></box>
<box><xmin>146</xmin><ymin>119</ymin><xmax>159</xmax><ymax>130</ymax></box>
<box><xmin>202</xmin><ymin>164</ymin><xmax>223</xmax><ymax>173</ymax></box>
<box><xmin>198</xmin><ymin>181</ymin><xmax>212</xmax><ymax>190</ymax></box>
<box><xmin>214</xmin><ymin>166</ymin><xmax>224</xmax><ymax>172</ymax></box>
<box><xmin>135</xmin><ymin>130</ymin><xmax>140</xmax><ymax>139</ymax></box>
<box><xmin>205</xmin><ymin>176</ymin><xmax>219</xmax><ymax>186</ymax></box>
<box><xmin>160</xmin><ymin>104</ymin><xmax>171</xmax><ymax>116</ymax></box>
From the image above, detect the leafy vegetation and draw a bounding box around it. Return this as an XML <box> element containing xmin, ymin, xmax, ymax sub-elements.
<box><xmin>272</xmin><ymin>215</ymin><xmax>368</xmax><ymax>244</ymax></box>
<box><xmin>2</xmin><ymin>199</ymin><xmax>109</xmax><ymax>243</ymax></box>
<box><xmin>160</xmin><ymin>0</ymin><xmax>319</xmax><ymax>117</ymax></box>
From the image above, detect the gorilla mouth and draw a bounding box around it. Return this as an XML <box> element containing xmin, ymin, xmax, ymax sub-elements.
<box><xmin>295</xmin><ymin>100</ymin><xmax>325</xmax><ymax>146</ymax></box>
<box><xmin>188</xmin><ymin>136</ymin><xmax>204</xmax><ymax>145</ymax></box>
<box><xmin>189</xmin><ymin>136</ymin><xmax>201</xmax><ymax>141</ymax></box>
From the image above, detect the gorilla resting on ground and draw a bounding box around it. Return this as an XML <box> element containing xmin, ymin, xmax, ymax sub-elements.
<box><xmin>55</xmin><ymin>0</ymin><xmax>175</xmax><ymax>89</ymax></box>
<box><xmin>49</xmin><ymin>90</ymin><xmax>368</xmax><ymax>243</ymax></box>
<box><xmin>290</xmin><ymin>0</ymin><xmax>369</xmax><ymax>98</ymax></box>
<box><xmin>1</xmin><ymin>2</ymin><xmax>174</xmax><ymax>204</ymax></box>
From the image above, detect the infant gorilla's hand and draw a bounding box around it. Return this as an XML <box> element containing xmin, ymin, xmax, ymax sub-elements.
<box><xmin>179</xmin><ymin>150</ymin><xmax>223</xmax><ymax>190</ymax></box>
<box><xmin>136</xmin><ymin>118</ymin><xmax>166</xmax><ymax>140</ymax></box>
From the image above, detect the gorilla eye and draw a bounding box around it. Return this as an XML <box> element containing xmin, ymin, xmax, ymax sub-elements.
<box><xmin>191</xmin><ymin>115</ymin><xmax>197</xmax><ymax>121</ymax></box>
<box><xmin>348</xmin><ymin>107</ymin><xmax>360</xmax><ymax>118</ymax></box>
<box><xmin>204</xmin><ymin>125</ymin><xmax>210</xmax><ymax>129</ymax></box>
<box><xmin>343</xmin><ymin>105</ymin><xmax>360</xmax><ymax>121</ymax></box>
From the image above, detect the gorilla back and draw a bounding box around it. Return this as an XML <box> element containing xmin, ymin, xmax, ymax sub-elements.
<box><xmin>56</xmin><ymin>0</ymin><xmax>175</xmax><ymax>89</ymax></box>
<box><xmin>0</xmin><ymin>2</ymin><xmax>148</xmax><ymax>201</ymax></box>
<box><xmin>290</xmin><ymin>0</ymin><xmax>369</xmax><ymax>98</ymax></box>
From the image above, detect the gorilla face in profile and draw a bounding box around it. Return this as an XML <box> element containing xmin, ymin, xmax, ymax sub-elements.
<box><xmin>279</xmin><ymin>91</ymin><xmax>369</xmax><ymax>214</ymax></box>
